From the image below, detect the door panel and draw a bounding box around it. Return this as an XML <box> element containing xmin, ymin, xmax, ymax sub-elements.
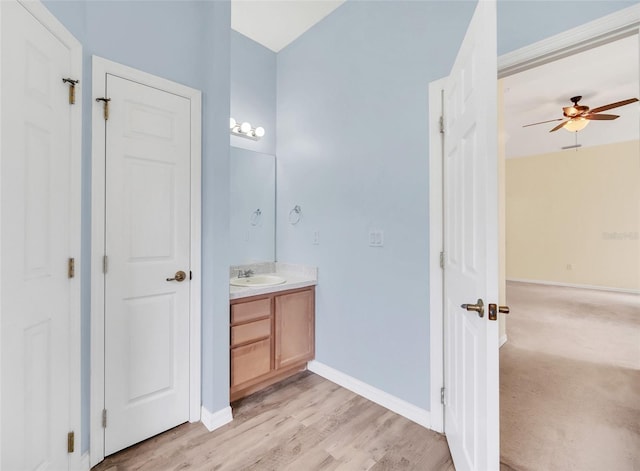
<box><xmin>104</xmin><ymin>75</ymin><xmax>191</xmax><ymax>455</ymax></box>
<box><xmin>443</xmin><ymin>1</ymin><xmax>499</xmax><ymax>471</ymax></box>
<box><xmin>275</xmin><ymin>289</ymin><xmax>315</xmax><ymax>369</ymax></box>
<box><xmin>125</xmin><ymin>294</ymin><xmax>176</xmax><ymax>402</ymax></box>
<box><xmin>127</xmin><ymin>159</ymin><xmax>176</xmax><ymax>260</ymax></box>
<box><xmin>1</xmin><ymin>2</ymin><xmax>74</xmax><ymax>469</ymax></box>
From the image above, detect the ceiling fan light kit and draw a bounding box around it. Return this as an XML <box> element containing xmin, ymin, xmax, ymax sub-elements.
<box><xmin>563</xmin><ymin>117</ymin><xmax>589</xmax><ymax>132</ymax></box>
<box><xmin>523</xmin><ymin>95</ymin><xmax>639</xmax><ymax>133</ymax></box>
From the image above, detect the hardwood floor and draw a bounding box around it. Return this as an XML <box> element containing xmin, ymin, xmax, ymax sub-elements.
<box><xmin>93</xmin><ymin>371</ymin><xmax>454</xmax><ymax>471</ymax></box>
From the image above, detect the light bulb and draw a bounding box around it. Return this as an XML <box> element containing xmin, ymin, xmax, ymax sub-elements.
<box><xmin>563</xmin><ymin>117</ymin><xmax>589</xmax><ymax>132</ymax></box>
<box><xmin>229</xmin><ymin>117</ymin><xmax>236</xmax><ymax>130</ymax></box>
<box><xmin>254</xmin><ymin>127</ymin><xmax>265</xmax><ymax>138</ymax></box>
<box><xmin>240</xmin><ymin>122</ymin><xmax>251</xmax><ymax>134</ymax></box>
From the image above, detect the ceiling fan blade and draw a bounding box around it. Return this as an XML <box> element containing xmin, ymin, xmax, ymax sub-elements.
<box><xmin>589</xmin><ymin>98</ymin><xmax>639</xmax><ymax>114</ymax></box>
<box><xmin>585</xmin><ymin>114</ymin><xmax>619</xmax><ymax>121</ymax></box>
<box><xmin>523</xmin><ymin>118</ymin><xmax>564</xmax><ymax>128</ymax></box>
<box><xmin>549</xmin><ymin>120</ymin><xmax>569</xmax><ymax>132</ymax></box>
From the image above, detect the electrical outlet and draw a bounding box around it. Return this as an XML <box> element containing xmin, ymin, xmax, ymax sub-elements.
<box><xmin>313</xmin><ymin>230</ymin><xmax>320</xmax><ymax>245</ymax></box>
<box><xmin>369</xmin><ymin>230</ymin><xmax>384</xmax><ymax>247</ymax></box>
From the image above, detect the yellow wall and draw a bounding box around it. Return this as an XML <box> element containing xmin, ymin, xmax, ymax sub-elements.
<box><xmin>506</xmin><ymin>140</ymin><xmax>640</xmax><ymax>291</ymax></box>
<box><xmin>498</xmin><ymin>80</ymin><xmax>507</xmax><ymax>342</ymax></box>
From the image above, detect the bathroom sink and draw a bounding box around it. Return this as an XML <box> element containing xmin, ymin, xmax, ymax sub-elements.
<box><xmin>230</xmin><ymin>274</ymin><xmax>286</xmax><ymax>288</ymax></box>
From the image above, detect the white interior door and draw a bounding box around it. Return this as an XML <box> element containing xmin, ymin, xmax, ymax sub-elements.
<box><xmin>1</xmin><ymin>2</ymin><xmax>80</xmax><ymax>469</ymax></box>
<box><xmin>443</xmin><ymin>1</ymin><xmax>499</xmax><ymax>470</ymax></box>
<box><xmin>102</xmin><ymin>74</ymin><xmax>191</xmax><ymax>455</ymax></box>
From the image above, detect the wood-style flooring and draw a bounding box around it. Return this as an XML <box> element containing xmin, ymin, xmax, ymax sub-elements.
<box><xmin>93</xmin><ymin>371</ymin><xmax>454</xmax><ymax>471</ymax></box>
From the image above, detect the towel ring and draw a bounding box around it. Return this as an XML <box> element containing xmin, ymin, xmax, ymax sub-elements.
<box><xmin>289</xmin><ymin>205</ymin><xmax>302</xmax><ymax>225</ymax></box>
<box><xmin>250</xmin><ymin>208</ymin><xmax>262</xmax><ymax>226</ymax></box>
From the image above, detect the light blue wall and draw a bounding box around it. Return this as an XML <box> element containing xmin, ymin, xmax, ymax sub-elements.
<box><xmin>42</xmin><ymin>0</ymin><xmax>231</xmax><ymax>454</ymax></box>
<box><xmin>276</xmin><ymin>0</ymin><xmax>636</xmax><ymax>412</ymax></box>
<box><xmin>497</xmin><ymin>1</ymin><xmax>637</xmax><ymax>55</ymax></box>
<box><xmin>40</xmin><ymin>0</ymin><xmax>635</xmax><ymax>455</ymax></box>
<box><xmin>276</xmin><ymin>0</ymin><xmax>477</xmax><ymax>410</ymax></box>
<box><xmin>231</xmin><ymin>31</ymin><xmax>277</xmax><ymax>155</ymax></box>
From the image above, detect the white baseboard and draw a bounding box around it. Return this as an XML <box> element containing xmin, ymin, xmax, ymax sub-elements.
<box><xmin>499</xmin><ymin>334</ymin><xmax>508</xmax><ymax>348</ymax></box>
<box><xmin>507</xmin><ymin>278</ymin><xmax>639</xmax><ymax>295</ymax></box>
<box><xmin>308</xmin><ymin>360</ymin><xmax>431</xmax><ymax>430</ymax></box>
<box><xmin>201</xmin><ymin>405</ymin><xmax>233</xmax><ymax>432</ymax></box>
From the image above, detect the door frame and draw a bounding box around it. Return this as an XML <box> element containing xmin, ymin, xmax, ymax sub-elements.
<box><xmin>428</xmin><ymin>3</ymin><xmax>640</xmax><ymax>435</ymax></box>
<box><xmin>90</xmin><ymin>56</ymin><xmax>202</xmax><ymax>466</ymax></box>
<box><xmin>0</xmin><ymin>0</ymin><xmax>83</xmax><ymax>468</ymax></box>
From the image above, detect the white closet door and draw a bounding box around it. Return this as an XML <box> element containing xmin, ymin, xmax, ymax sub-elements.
<box><xmin>103</xmin><ymin>74</ymin><xmax>191</xmax><ymax>455</ymax></box>
<box><xmin>1</xmin><ymin>2</ymin><xmax>76</xmax><ymax>470</ymax></box>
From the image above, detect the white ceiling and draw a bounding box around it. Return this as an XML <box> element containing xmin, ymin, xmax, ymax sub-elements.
<box><xmin>231</xmin><ymin>3</ymin><xmax>639</xmax><ymax>157</ymax></box>
<box><xmin>231</xmin><ymin>0</ymin><xmax>346</xmax><ymax>52</ymax></box>
<box><xmin>503</xmin><ymin>35</ymin><xmax>639</xmax><ymax>158</ymax></box>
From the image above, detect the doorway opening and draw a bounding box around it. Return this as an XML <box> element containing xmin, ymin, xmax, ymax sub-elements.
<box><xmin>428</xmin><ymin>3</ymin><xmax>640</xmax><ymax>468</ymax></box>
<box><xmin>499</xmin><ymin>31</ymin><xmax>639</xmax><ymax>471</ymax></box>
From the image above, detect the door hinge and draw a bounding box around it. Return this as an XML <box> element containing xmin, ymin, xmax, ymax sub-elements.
<box><xmin>68</xmin><ymin>257</ymin><xmax>75</xmax><ymax>278</ymax></box>
<box><xmin>95</xmin><ymin>97</ymin><xmax>111</xmax><ymax>120</ymax></box>
<box><xmin>62</xmin><ymin>78</ymin><xmax>79</xmax><ymax>105</ymax></box>
<box><xmin>439</xmin><ymin>115</ymin><xmax>445</xmax><ymax>134</ymax></box>
<box><xmin>102</xmin><ymin>409</ymin><xmax>107</xmax><ymax>428</ymax></box>
<box><xmin>103</xmin><ymin>255</ymin><xmax>108</xmax><ymax>274</ymax></box>
<box><xmin>190</xmin><ymin>270</ymin><xmax>193</xmax><ymax>280</ymax></box>
<box><xmin>441</xmin><ymin>387</ymin><xmax>446</xmax><ymax>405</ymax></box>
<box><xmin>439</xmin><ymin>251</ymin><xmax>445</xmax><ymax>269</ymax></box>
<box><xmin>67</xmin><ymin>431</ymin><xmax>75</xmax><ymax>453</ymax></box>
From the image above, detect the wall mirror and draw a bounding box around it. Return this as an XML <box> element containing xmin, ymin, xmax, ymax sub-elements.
<box><xmin>230</xmin><ymin>147</ymin><xmax>276</xmax><ymax>265</ymax></box>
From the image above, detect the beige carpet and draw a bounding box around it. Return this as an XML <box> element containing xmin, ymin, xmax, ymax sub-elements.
<box><xmin>500</xmin><ymin>281</ymin><xmax>640</xmax><ymax>471</ymax></box>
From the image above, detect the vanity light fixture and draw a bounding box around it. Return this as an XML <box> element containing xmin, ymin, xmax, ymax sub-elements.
<box><xmin>230</xmin><ymin>117</ymin><xmax>265</xmax><ymax>141</ymax></box>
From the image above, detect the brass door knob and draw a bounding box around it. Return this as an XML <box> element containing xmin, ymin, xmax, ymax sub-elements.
<box><xmin>488</xmin><ymin>303</ymin><xmax>510</xmax><ymax>320</ymax></box>
<box><xmin>461</xmin><ymin>298</ymin><xmax>484</xmax><ymax>318</ymax></box>
<box><xmin>166</xmin><ymin>270</ymin><xmax>186</xmax><ymax>282</ymax></box>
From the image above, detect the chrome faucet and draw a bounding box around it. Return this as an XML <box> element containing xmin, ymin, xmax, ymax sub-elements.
<box><xmin>238</xmin><ymin>269</ymin><xmax>254</xmax><ymax>278</ymax></box>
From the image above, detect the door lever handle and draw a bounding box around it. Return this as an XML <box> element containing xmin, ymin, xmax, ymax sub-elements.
<box><xmin>461</xmin><ymin>298</ymin><xmax>484</xmax><ymax>318</ymax></box>
<box><xmin>488</xmin><ymin>303</ymin><xmax>510</xmax><ymax>320</ymax></box>
<box><xmin>166</xmin><ymin>270</ymin><xmax>186</xmax><ymax>282</ymax></box>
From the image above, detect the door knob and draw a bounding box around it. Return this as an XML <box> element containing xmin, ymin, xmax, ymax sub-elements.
<box><xmin>488</xmin><ymin>303</ymin><xmax>510</xmax><ymax>321</ymax></box>
<box><xmin>461</xmin><ymin>298</ymin><xmax>484</xmax><ymax>318</ymax></box>
<box><xmin>166</xmin><ymin>270</ymin><xmax>186</xmax><ymax>282</ymax></box>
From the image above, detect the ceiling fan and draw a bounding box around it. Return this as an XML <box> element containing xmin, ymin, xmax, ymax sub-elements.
<box><xmin>523</xmin><ymin>95</ymin><xmax>639</xmax><ymax>132</ymax></box>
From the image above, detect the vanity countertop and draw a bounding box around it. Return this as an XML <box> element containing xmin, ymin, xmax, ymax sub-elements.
<box><xmin>229</xmin><ymin>263</ymin><xmax>317</xmax><ymax>300</ymax></box>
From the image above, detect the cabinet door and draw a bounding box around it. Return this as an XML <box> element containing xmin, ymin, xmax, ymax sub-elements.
<box><xmin>231</xmin><ymin>339</ymin><xmax>271</xmax><ymax>388</ymax></box>
<box><xmin>275</xmin><ymin>289</ymin><xmax>315</xmax><ymax>370</ymax></box>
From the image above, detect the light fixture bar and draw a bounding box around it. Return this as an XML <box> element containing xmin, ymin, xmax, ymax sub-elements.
<box><xmin>230</xmin><ymin>117</ymin><xmax>265</xmax><ymax>141</ymax></box>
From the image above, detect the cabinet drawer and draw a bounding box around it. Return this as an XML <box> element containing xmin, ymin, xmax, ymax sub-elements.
<box><xmin>231</xmin><ymin>339</ymin><xmax>271</xmax><ymax>387</ymax></box>
<box><xmin>231</xmin><ymin>318</ymin><xmax>271</xmax><ymax>346</ymax></box>
<box><xmin>231</xmin><ymin>298</ymin><xmax>271</xmax><ymax>324</ymax></box>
